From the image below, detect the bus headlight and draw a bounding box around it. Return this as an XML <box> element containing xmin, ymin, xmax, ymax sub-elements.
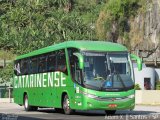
<box><xmin>128</xmin><ymin>94</ymin><xmax>135</xmax><ymax>99</ymax></box>
<box><xmin>86</xmin><ymin>94</ymin><xmax>97</xmax><ymax>99</ymax></box>
<box><xmin>81</xmin><ymin>91</ymin><xmax>97</xmax><ymax>99</ymax></box>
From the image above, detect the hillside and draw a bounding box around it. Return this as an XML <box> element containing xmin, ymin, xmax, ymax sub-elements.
<box><xmin>0</xmin><ymin>0</ymin><xmax>160</xmax><ymax>83</ymax></box>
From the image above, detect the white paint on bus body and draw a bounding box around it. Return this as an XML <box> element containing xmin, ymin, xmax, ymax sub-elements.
<box><xmin>14</xmin><ymin>72</ymin><xmax>66</xmax><ymax>88</ymax></box>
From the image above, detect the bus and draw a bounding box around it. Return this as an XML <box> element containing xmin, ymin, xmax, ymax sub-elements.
<box><xmin>13</xmin><ymin>41</ymin><xmax>142</xmax><ymax>115</ymax></box>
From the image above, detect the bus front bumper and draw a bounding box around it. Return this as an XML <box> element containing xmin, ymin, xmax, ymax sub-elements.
<box><xmin>81</xmin><ymin>96</ymin><xmax>135</xmax><ymax>110</ymax></box>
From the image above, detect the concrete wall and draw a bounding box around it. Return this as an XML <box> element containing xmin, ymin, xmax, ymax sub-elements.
<box><xmin>155</xmin><ymin>69</ymin><xmax>160</xmax><ymax>81</ymax></box>
<box><xmin>134</xmin><ymin>67</ymin><xmax>155</xmax><ymax>90</ymax></box>
<box><xmin>135</xmin><ymin>90</ymin><xmax>160</xmax><ymax>105</ymax></box>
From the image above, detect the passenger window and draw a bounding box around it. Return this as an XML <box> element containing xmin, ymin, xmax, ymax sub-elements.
<box><xmin>57</xmin><ymin>49</ymin><xmax>67</xmax><ymax>74</ymax></box>
<box><xmin>47</xmin><ymin>52</ymin><xmax>56</xmax><ymax>72</ymax></box>
<box><xmin>68</xmin><ymin>48</ymin><xmax>79</xmax><ymax>82</ymax></box>
<box><xmin>38</xmin><ymin>56</ymin><xmax>47</xmax><ymax>73</ymax></box>
<box><xmin>30</xmin><ymin>57</ymin><xmax>38</xmax><ymax>74</ymax></box>
<box><xmin>21</xmin><ymin>59</ymin><xmax>29</xmax><ymax>75</ymax></box>
<box><xmin>14</xmin><ymin>60</ymin><xmax>21</xmax><ymax>76</ymax></box>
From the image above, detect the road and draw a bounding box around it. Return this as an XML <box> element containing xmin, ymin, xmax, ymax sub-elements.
<box><xmin>0</xmin><ymin>103</ymin><xmax>160</xmax><ymax>120</ymax></box>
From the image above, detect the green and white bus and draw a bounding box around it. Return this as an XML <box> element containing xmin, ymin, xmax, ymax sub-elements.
<box><xmin>13</xmin><ymin>41</ymin><xmax>142</xmax><ymax>115</ymax></box>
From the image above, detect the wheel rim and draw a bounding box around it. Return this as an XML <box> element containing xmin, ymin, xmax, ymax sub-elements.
<box><xmin>63</xmin><ymin>96</ymin><xmax>70</xmax><ymax>111</ymax></box>
<box><xmin>24</xmin><ymin>96</ymin><xmax>28</xmax><ymax>109</ymax></box>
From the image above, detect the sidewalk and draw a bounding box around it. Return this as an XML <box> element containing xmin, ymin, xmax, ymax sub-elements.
<box><xmin>0</xmin><ymin>98</ymin><xmax>13</xmax><ymax>103</ymax></box>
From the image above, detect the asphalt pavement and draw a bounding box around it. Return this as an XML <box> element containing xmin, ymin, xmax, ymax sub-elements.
<box><xmin>0</xmin><ymin>103</ymin><xmax>160</xmax><ymax>120</ymax></box>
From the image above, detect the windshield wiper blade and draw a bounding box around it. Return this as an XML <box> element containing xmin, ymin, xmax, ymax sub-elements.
<box><xmin>115</xmin><ymin>72</ymin><xmax>127</xmax><ymax>90</ymax></box>
<box><xmin>100</xmin><ymin>72</ymin><xmax>127</xmax><ymax>91</ymax></box>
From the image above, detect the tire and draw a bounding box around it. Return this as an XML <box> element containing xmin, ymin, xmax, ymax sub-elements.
<box><xmin>24</xmin><ymin>94</ymin><xmax>38</xmax><ymax>111</ymax></box>
<box><xmin>62</xmin><ymin>94</ymin><xmax>75</xmax><ymax>115</ymax></box>
<box><xmin>105</xmin><ymin>110</ymin><xmax>116</xmax><ymax>115</ymax></box>
<box><xmin>24</xmin><ymin>94</ymin><xmax>32</xmax><ymax>111</ymax></box>
<box><xmin>54</xmin><ymin>108</ymin><xmax>63</xmax><ymax>113</ymax></box>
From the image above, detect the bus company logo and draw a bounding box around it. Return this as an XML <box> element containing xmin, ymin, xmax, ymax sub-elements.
<box><xmin>111</xmin><ymin>98</ymin><xmax>116</xmax><ymax>101</ymax></box>
<box><xmin>14</xmin><ymin>72</ymin><xmax>66</xmax><ymax>88</ymax></box>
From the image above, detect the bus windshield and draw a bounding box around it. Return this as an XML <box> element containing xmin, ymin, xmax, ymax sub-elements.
<box><xmin>83</xmin><ymin>52</ymin><xmax>134</xmax><ymax>91</ymax></box>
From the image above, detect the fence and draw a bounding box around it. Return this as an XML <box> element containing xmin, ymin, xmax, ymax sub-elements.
<box><xmin>0</xmin><ymin>85</ymin><xmax>13</xmax><ymax>103</ymax></box>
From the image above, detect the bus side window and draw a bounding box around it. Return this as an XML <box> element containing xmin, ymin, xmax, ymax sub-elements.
<box><xmin>70</xmin><ymin>56</ymin><xmax>77</xmax><ymax>81</ymax></box>
<box><xmin>74</xmin><ymin>57</ymin><xmax>82</xmax><ymax>84</ymax></box>
<box><xmin>47</xmin><ymin>52</ymin><xmax>56</xmax><ymax>72</ymax></box>
<box><xmin>38</xmin><ymin>56</ymin><xmax>47</xmax><ymax>73</ymax></box>
<box><xmin>21</xmin><ymin>59</ymin><xmax>29</xmax><ymax>75</ymax></box>
<box><xmin>14</xmin><ymin>60</ymin><xmax>21</xmax><ymax>76</ymax></box>
<box><xmin>30</xmin><ymin>57</ymin><xmax>38</xmax><ymax>74</ymax></box>
<box><xmin>68</xmin><ymin>48</ymin><xmax>80</xmax><ymax>83</ymax></box>
<box><xmin>57</xmin><ymin>49</ymin><xmax>67</xmax><ymax>74</ymax></box>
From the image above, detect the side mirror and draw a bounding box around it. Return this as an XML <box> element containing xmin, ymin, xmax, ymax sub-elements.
<box><xmin>130</xmin><ymin>54</ymin><xmax>142</xmax><ymax>71</ymax></box>
<box><xmin>73</xmin><ymin>52</ymin><xmax>84</xmax><ymax>69</ymax></box>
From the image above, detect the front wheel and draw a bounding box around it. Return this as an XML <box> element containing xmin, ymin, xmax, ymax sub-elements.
<box><xmin>24</xmin><ymin>94</ymin><xmax>38</xmax><ymax>111</ymax></box>
<box><xmin>105</xmin><ymin>110</ymin><xmax>116</xmax><ymax>115</ymax></box>
<box><xmin>63</xmin><ymin>94</ymin><xmax>75</xmax><ymax>115</ymax></box>
<box><xmin>24</xmin><ymin>94</ymin><xmax>32</xmax><ymax>111</ymax></box>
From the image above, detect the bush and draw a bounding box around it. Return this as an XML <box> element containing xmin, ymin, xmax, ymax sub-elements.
<box><xmin>135</xmin><ymin>84</ymin><xmax>141</xmax><ymax>90</ymax></box>
<box><xmin>156</xmin><ymin>80</ymin><xmax>160</xmax><ymax>90</ymax></box>
<box><xmin>4</xmin><ymin>91</ymin><xmax>9</xmax><ymax>98</ymax></box>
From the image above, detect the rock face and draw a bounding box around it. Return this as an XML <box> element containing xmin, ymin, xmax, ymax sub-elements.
<box><xmin>144</xmin><ymin>0</ymin><xmax>160</xmax><ymax>45</ymax></box>
<box><xmin>131</xmin><ymin>0</ymin><xmax>160</xmax><ymax>61</ymax></box>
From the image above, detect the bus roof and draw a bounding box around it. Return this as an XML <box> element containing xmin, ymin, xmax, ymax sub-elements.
<box><xmin>16</xmin><ymin>40</ymin><xmax>128</xmax><ymax>60</ymax></box>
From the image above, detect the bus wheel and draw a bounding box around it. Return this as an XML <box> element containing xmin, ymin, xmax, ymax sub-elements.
<box><xmin>62</xmin><ymin>94</ymin><xmax>74</xmax><ymax>115</ymax></box>
<box><xmin>105</xmin><ymin>110</ymin><xmax>116</xmax><ymax>115</ymax></box>
<box><xmin>24</xmin><ymin>94</ymin><xmax>32</xmax><ymax>111</ymax></box>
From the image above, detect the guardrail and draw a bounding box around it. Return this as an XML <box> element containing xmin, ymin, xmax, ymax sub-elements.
<box><xmin>0</xmin><ymin>86</ymin><xmax>13</xmax><ymax>102</ymax></box>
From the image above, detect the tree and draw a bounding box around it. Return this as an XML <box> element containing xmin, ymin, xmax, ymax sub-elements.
<box><xmin>0</xmin><ymin>0</ymin><xmax>103</xmax><ymax>55</ymax></box>
<box><xmin>0</xmin><ymin>0</ymin><xmax>106</xmax><ymax>83</ymax></box>
<box><xmin>135</xmin><ymin>84</ymin><xmax>141</xmax><ymax>90</ymax></box>
<box><xmin>96</xmin><ymin>0</ymin><xmax>141</xmax><ymax>46</ymax></box>
<box><xmin>0</xmin><ymin>62</ymin><xmax>14</xmax><ymax>84</ymax></box>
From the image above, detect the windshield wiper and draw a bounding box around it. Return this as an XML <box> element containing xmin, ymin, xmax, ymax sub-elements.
<box><xmin>114</xmin><ymin>71</ymin><xmax>127</xmax><ymax>90</ymax></box>
<box><xmin>100</xmin><ymin>71</ymin><xmax>127</xmax><ymax>91</ymax></box>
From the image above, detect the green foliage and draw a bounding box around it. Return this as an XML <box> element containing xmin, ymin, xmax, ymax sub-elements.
<box><xmin>134</xmin><ymin>84</ymin><xmax>141</xmax><ymax>90</ymax></box>
<box><xmin>0</xmin><ymin>0</ymin><xmax>106</xmax><ymax>83</ymax></box>
<box><xmin>0</xmin><ymin>50</ymin><xmax>16</xmax><ymax>59</ymax></box>
<box><xmin>0</xmin><ymin>62</ymin><xmax>14</xmax><ymax>84</ymax></box>
<box><xmin>96</xmin><ymin>0</ymin><xmax>142</xmax><ymax>45</ymax></box>
<box><xmin>0</xmin><ymin>0</ymin><xmax>105</xmax><ymax>55</ymax></box>
<box><xmin>156</xmin><ymin>81</ymin><xmax>160</xmax><ymax>90</ymax></box>
<box><xmin>105</xmin><ymin>0</ymin><xmax>140</xmax><ymax>29</ymax></box>
<box><xmin>4</xmin><ymin>91</ymin><xmax>9</xmax><ymax>98</ymax></box>
<box><xmin>0</xmin><ymin>0</ymin><xmax>145</xmax><ymax>83</ymax></box>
